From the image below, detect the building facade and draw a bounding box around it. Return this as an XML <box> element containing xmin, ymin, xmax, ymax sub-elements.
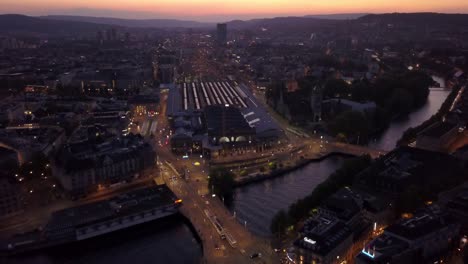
<box><xmin>216</xmin><ymin>23</ymin><xmax>227</xmax><ymax>46</ymax></box>
<box><xmin>53</xmin><ymin>135</ymin><xmax>155</xmax><ymax>195</ymax></box>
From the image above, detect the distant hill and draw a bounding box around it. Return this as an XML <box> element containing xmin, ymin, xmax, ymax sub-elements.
<box><xmin>0</xmin><ymin>14</ymin><xmax>112</xmax><ymax>35</ymax></box>
<box><xmin>229</xmin><ymin>13</ymin><xmax>468</xmax><ymax>32</ymax></box>
<box><xmin>3</xmin><ymin>13</ymin><xmax>468</xmax><ymax>36</ymax></box>
<box><xmin>304</xmin><ymin>13</ymin><xmax>368</xmax><ymax>20</ymax></box>
<box><xmin>357</xmin><ymin>12</ymin><xmax>468</xmax><ymax>27</ymax></box>
<box><xmin>226</xmin><ymin>16</ymin><xmax>340</xmax><ymax>31</ymax></box>
<box><xmin>41</xmin><ymin>15</ymin><xmax>214</xmax><ymax>29</ymax></box>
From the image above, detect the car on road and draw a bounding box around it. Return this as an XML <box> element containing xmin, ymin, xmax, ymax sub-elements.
<box><xmin>250</xmin><ymin>253</ymin><xmax>262</xmax><ymax>259</ymax></box>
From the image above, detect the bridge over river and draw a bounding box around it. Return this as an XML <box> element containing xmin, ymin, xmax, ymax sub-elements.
<box><xmin>159</xmin><ymin>140</ymin><xmax>386</xmax><ymax>263</ymax></box>
<box><xmin>326</xmin><ymin>141</ymin><xmax>387</xmax><ymax>159</ymax></box>
<box><xmin>160</xmin><ymin>162</ymin><xmax>279</xmax><ymax>264</ymax></box>
<box><xmin>210</xmin><ymin>139</ymin><xmax>387</xmax><ymax>175</ymax></box>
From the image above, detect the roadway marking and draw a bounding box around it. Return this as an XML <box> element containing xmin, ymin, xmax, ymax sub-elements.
<box><xmin>248</xmin><ymin>97</ymin><xmax>258</xmax><ymax>107</ymax></box>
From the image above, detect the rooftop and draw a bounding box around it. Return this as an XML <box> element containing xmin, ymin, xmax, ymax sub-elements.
<box><xmin>56</xmin><ymin>133</ymin><xmax>152</xmax><ymax>172</ymax></box>
<box><xmin>356</xmin><ymin>147</ymin><xmax>465</xmax><ymax>191</ymax></box>
<box><xmin>295</xmin><ymin>215</ymin><xmax>352</xmax><ymax>256</ymax></box>
<box><xmin>320</xmin><ymin>187</ymin><xmax>363</xmax><ymax>222</ymax></box>
<box><xmin>356</xmin><ymin>233</ymin><xmax>409</xmax><ymax>264</ymax></box>
<box><xmin>357</xmin><ymin>205</ymin><xmax>457</xmax><ymax>263</ymax></box>
<box><xmin>446</xmin><ymin>189</ymin><xmax>468</xmax><ymax>215</ymax></box>
<box><xmin>418</xmin><ymin>121</ymin><xmax>458</xmax><ymax>138</ymax></box>
<box><xmin>385</xmin><ymin>205</ymin><xmax>453</xmax><ymax>241</ymax></box>
<box><xmin>0</xmin><ymin>126</ymin><xmax>64</xmax><ymax>152</ymax></box>
<box><xmin>45</xmin><ymin>185</ymin><xmax>178</xmax><ymax>232</ymax></box>
<box><xmin>167</xmin><ymin>81</ymin><xmax>281</xmax><ymax>138</ymax></box>
<box><xmin>323</xmin><ymin>98</ymin><xmax>377</xmax><ymax>112</ymax></box>
<box><xmin>204</xmin><ymin>105</ymin><xmax>255</xmax><ymax>137</ymax></box>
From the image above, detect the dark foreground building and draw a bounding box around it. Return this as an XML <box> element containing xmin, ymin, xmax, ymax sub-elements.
<box><xmin>356</xmin><ymin>206</ymin><xmax>460</xmax><ymax>264</ymax></box>
<box><xmin>5</xmin><ymin>185</ymin><xmax>181</xmax><ymax>252</ymax></box>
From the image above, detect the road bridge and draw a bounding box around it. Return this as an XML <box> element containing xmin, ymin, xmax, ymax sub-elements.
<box><xmin>160</xmin><ymin>163</ymin><xmax>278</xmax><ymax>264</ymax></box>
<box><xmin>325</xmin><ymin>141</ymin><xmax>387</xmax><ymax>159</ymax></box>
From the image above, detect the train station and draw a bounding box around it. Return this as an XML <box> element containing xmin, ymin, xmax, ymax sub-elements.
<box><xmin>166</xmin><ymin>80</ymin><xmax>282</xmax><ymax>157</ymax></box>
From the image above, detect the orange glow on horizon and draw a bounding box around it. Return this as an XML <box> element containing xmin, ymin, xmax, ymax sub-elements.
<box><xmin>2</xmin><ymin>0</ymin><xmax>468</xmax><ymax>19</ymax></box>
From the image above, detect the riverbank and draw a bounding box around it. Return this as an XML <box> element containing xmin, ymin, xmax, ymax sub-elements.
<box><xmin>230</xmin><ymin>156</ymin><xmax>347</xmax><ymax>237</ymax></box>
<box><xmin>369</xmin><ymin>88</ymin><xmax>451</xmax><ymax>150</ymax></box>
<box><xmin>397</xmin><ymin>85</ymin><xmax>462</xmax><ymax>147</ymax></box>
<box><xmin>234</xmin><ymin>152</ymin><xmax>355</xmax><ymax>187</ymax></box>
<box><xmin>269</xmin><ymin>155</ymin><xmax>372</xmax><ymax>237</ymax></box>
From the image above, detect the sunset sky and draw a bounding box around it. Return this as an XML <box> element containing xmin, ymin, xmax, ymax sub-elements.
<box><xmin>2</xmin><ymin>0</ymin><xmax>468</xmax><ymax>21</ymax></box>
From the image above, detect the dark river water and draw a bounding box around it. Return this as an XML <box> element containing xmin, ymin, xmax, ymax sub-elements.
<box><xmin>6</xmin><ymin>77</ymin><xmax>450</xmax><ymax>263</ymax></box>
<box><xmin>369</xmin><ymin>77</ymin><xmax>450</xmax><ymax>150</ymax></box>
<box><xmin>230</xmin><ymin>156</ymin><xmax>346</xmax><ymax>237</ymax></box>
<box><xmin>4</xmin><ymin>215</ymin><xmax>203</xmax><ymax>264</ymax></box>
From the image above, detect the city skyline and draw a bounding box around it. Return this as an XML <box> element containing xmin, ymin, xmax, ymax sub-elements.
<box><xmin>1</xmin><ymin>2</ymin><xmax>468</xmax><ymax>263</ymax></box>
<box><xmin>1</xmin><ymin>0</ymin><xmax>468</xmax><ymax>21</ymax></box>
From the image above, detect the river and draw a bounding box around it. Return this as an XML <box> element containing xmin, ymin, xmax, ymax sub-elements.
<box><xmin>230</xmin><ymin>156</ymin><xmax>346</xmax><ymax>237</ymax></box>
<box><xmin>4</xmin><ymin>215</ymin><xmax>203</xmax><ymax>264</ymax></box>
<box><xmin>369</xmin><ymin>76</ymin><xmax>450</xmax><ymax>151</ymax></box>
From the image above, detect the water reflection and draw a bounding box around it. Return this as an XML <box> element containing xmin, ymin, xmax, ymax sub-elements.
<box><xmin>4</xmin><ymin>215</ymin><xmax>202</xmax><ymax>264</ymax></box>
<box><xmin>231</xmin><ymin>156</ymin><xmax>345</xmax><ymax>237</ymax></box>
<box><xmin>370</xmin><ymin>76</ymin><xmax>449</xmax><ymax>151</ymax></box>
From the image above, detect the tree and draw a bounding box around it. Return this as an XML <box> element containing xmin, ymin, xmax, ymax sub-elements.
<box><xmin>372</xmin><ymin>71</ymin><xmax>432</xmax><ymax>111</ymax></box>
<box><xmin>268</xmin><ymin>162</ymin><xmax>278</xmax><ymax>171</ymax></box>
<box><xmin>372</xmin><ymin>75</ymin><xmax>400</xmax><ymax>106</ymax></box>
<box><xmin>297</xmin><ymin>76</ymin><xmax>317</xmax><ymax>96</ymax></box>
<box><xmin>350</xmin><ymin>80</ymin><xmax>372</xmax><ymax>102</ymax></box>
<box><xmin>55</xmin><ymin>82</ymin><xmax>66</xmax><ymax>96</ymax></box>
<box><xmin>208</xmin><ymin>168</ymin><xmax>235</xmax><ymax>203</ymax></box>
<box><xmin>369</xmin><ymin>106</ymin><xmax>391</xmax><ymax>132</ymax></box>
<box><xmin>270</xmin><ymin>209</ymin><xmax>289</xmax><ymax>237</ymax></box>
<box><xmin>388</xmin><ymin>88</ymin><xmax>413</xmax><ymax>116</ymax></box>
<box><xmin>270</xmin><ymin>155</ymin><xmax>372</xmax><ymax>236</ymax></box>
<box><xmin>397</xmin><ymin>85</ymin><xmax>462</xmax><ymax>146</ymax></box>
<box><xmin>323</xmin><ymin>78</ymin><xmax>350</xmax><ymax>98</ymax></box>
<box><xmin>316</xmin><ymin>55</ymin><xmax>340</xmax><ymax>68</ymax></box>
<box><xmin>336</xmin><ymin>133</ymin><xmax>347</xmax><ymax>142</ymax></box>
<box><xmin>394</xmin><ymin>185</ymin><xmax>424</xmax><ymax>214</ymax></box>
<box><xmin>328</xmin><ymin>110</ymin><xmax>370</xmax><ymax>142</ymax></box>
<box><xmin>401</xmin><ymin>71</ymin><xmax>432</xmax><ymax>108</ymax></box>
